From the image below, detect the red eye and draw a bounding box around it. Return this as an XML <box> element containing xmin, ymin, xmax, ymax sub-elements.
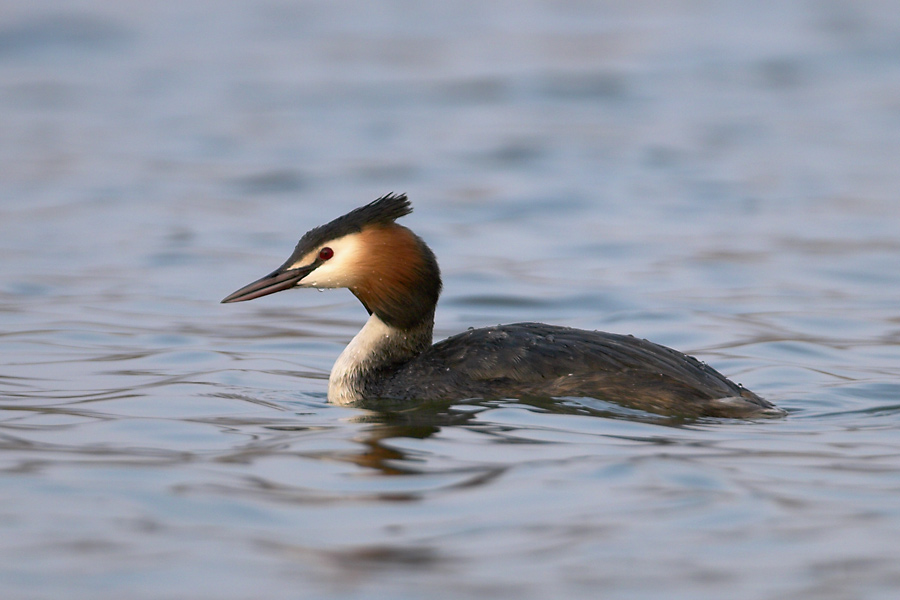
<box><xmin>318</xmin><ymin>247</ymin><xmax>334</xmax><ymax>261</ymax></box>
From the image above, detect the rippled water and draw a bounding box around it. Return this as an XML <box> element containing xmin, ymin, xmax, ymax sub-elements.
<box><xmin>3</xmin><ymin>1</ymin><xmax>900</xmax><ymax>599</ymax></box>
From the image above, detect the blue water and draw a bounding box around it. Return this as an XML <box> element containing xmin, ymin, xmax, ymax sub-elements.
<box><xmin>3</xmin><ymin>1</ymin><xmax>900</xmax><ymax>599</ymax></box>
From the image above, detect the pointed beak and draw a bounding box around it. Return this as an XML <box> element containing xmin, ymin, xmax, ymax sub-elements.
<box><xmin>221</xmin><ymin>263</ymin><xmax>316</xmax><ymax>303</ymax></box>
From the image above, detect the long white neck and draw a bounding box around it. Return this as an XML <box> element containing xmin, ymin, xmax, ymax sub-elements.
<box><xmin>328</xmin><ymin>313</ymin><xmax>433</xmax><ymax>405</ymax></box>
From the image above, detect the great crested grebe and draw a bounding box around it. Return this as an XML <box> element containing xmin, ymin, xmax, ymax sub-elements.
<box><xmin>222</xmin><ymin>194</ymin><xmax>783</xmax><ymax>418</ymax></box>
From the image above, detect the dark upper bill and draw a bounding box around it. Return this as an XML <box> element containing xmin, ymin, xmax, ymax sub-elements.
<box><xmin>221</xmin><ymin>264</ymin><xmax>314</xmax><ymax>303</ymax></box>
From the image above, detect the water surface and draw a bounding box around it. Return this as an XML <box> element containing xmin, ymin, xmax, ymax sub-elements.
<box><xmin>3</xmin><ymin>1</ymin><xmax>900</xmax><ymax>599</ymax></box>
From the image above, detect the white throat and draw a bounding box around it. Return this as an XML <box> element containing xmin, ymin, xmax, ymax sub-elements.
<box><xmin>328</xmin><ymin>314</ymin><xmax>397</xmax><ymax>405</ymax></box>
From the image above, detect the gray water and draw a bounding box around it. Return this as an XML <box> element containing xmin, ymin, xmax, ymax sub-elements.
<box><xmin>3</xmin><ymin>1</ymin><xmax>900</xmax><ymax>599</ymax></box>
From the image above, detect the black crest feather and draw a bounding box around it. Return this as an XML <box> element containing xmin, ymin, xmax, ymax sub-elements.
<box><xmin>291</xmin><ymin>193</ymin><xmax>412</xmax><ymax>258</ymax></box>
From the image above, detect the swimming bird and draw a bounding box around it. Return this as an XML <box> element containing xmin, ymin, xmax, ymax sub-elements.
<box><xmin>222</xmin><ymin>194</ymin><xmax>783</xmax><ymax>418</ymax></box>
